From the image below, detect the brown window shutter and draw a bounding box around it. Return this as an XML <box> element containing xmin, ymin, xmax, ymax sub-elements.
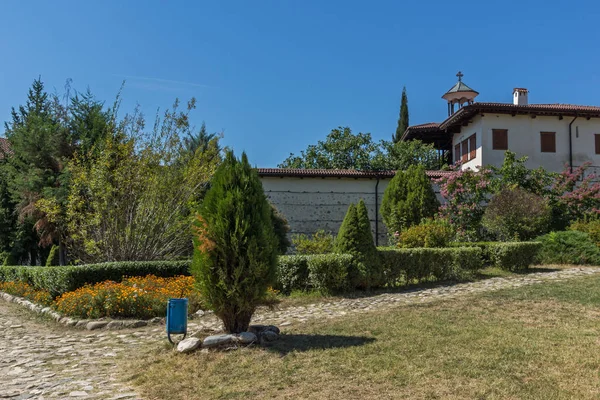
<box><xmin>469</xmin><ymin>134</ymin><xmax>476</xmax><ymax>160</ymax></box>
<box><xmin>492</xmin><ymin>129</ymin><xmax>508</xmax><ymax>150</ymax></box>
<box><xmin>595</xmin><ymin>134</ymin><xmax>600</xmax><ymax>155</ymax></box>
<box><xmin>454</xmin><ymin>144</ymin><xmax>460</xmax><ymax>163</ymax></box>
<box><xmin>540</xmin><ymin>132</ymin><xmax>556</xmax><ymax>153</ymax></box>
<box><xmin>461</xmin><ymin>140</ymin><xmax>468</xmax><ymax>162</ymax></box>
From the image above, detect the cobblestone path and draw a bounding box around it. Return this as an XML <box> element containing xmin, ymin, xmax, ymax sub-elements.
<box><xmin>2</xmin><ymin>267</ymin><xmax>600</xmax><ymax>399</ymax></box>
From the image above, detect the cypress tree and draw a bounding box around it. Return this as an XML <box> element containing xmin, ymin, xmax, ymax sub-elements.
<box><xmin>381</xmin><ymin>164</ymin><xmax>439</xmax><ymax>236</ymax></box>
<box><xmin>393</xmin><ymin>87</ymin><xmax>409</xmax><ymax>143</ymax></box>
<box><xmin>355</xmin><ymin>199</ymin><xmax>382</xmax><ymax>288</ymax></box>
<box><xmin>192</xmin><ymin>150</ymin><xmax>278</xmax><ymax>333</ymax></box>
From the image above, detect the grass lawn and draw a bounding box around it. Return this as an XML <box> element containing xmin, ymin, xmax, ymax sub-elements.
<box><xmin>125</xmin><ymin>270</ymin><xmax>600</xmax><ymax>399</ymax></box>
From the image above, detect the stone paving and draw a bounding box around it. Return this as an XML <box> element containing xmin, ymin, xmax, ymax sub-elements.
<box><xmin>2</xmin><ymin>266</ymin><xmax>600</xmax><ymax>399</ymax></box>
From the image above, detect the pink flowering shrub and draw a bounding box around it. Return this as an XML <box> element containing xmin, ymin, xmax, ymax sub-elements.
<box><xmin>550</xmin><ymin>163</ymin><xmax>600</xmax><ymax>225</ymax></box>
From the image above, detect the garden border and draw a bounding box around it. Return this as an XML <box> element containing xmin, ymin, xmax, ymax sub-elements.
<box><xmin>0</xmin><ymin>290</ymin><xmax>164</xmax><ymax>331</ymax></box>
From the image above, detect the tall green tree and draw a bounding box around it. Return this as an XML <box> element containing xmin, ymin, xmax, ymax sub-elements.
<box><xmin>192</xmin><ymin>150</ymin><xmax>278</xmax><ymax>333</ymax></box>
<box><xmin>393</xmin><ymin>87</ymin><xmax>409</xmax><ymax>143</ymax></box>
<box><xmin>380</xmin><ymin>164</ymin><xmax>439</xmax><ymax>235</ymax></box>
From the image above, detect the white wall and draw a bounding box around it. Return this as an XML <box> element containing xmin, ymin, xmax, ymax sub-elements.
<box><xmin>480</xmin><ymin>114</ymin><xmax>600</xmax><ymax>173</ymax></box>
<box><xmin>452</xmin><ymin>114</ymin><xmax>600</xmax><ymax>175</ymax></box>
<box><xmin>261</xmin><ymin>176</ymin><xmax>442</xmax><ymax>247</ymax></box>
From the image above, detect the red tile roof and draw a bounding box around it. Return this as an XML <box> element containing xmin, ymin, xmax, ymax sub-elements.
<box><xmin>257</xmin><ymin>168</ymin><xmax>451</xmax><ymax>179</ymax></box>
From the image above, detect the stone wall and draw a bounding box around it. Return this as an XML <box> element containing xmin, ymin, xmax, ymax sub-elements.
<box><xmin>260</xmin><ymin>175</ymin><xmax>442</xmax><ymax>247</ymax></box>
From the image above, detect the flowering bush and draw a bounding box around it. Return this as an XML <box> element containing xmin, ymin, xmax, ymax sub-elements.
<box><xmin>435</xmin><ymin>163</ymin><xmax>493</xmax><ymax>241</ymax></box>
<box><xmin>0</xmin><ymin>281</ymin><xmax>53</xmax><ymax>306</ymax></box>
<box><xmin>54</xmin><ymin>275</ymin><xmax>202</xmax><ymax>319</ymax></box>
<box><xmin>550</xmin><ymin>163</ymin><xmax>600</xmax><ymax>227</ymax></box>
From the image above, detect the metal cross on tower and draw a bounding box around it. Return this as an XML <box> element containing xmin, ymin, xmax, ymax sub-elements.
<box><xmin>456</xmin><ymin>71</ymin><xmax>463</xmax><ymax>82</ymax></box>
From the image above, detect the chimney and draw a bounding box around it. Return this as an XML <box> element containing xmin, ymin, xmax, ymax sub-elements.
<box><xmin>513</xmin><ymin>88</ymin><xmax>529</xmax><ymax>105</ymax></box>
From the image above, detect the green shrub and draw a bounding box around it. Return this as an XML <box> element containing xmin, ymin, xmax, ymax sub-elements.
<box><xmin>191</xmin><ymin>151</ymin><xmax>279</xmax><ymax>333</ymax></box>
<box><xmin>291</xmin><ymin>230</ymin><xmax>335</xmax><ymax>255</ymax></box>
<box><xmin>482</xmin><ymin>186</ymin><xmax>551</xmax><ymax>241</ymax></box>
<box><xmin>535</xmin><ymin>231</ymin><xmax>600</xmax><ymax>265</ymax></box>
<box><xmin>488</xmin><ymin>242</ymin><xmax>541</xmax><ymax>271</ymax></box>
<box><xmin>307</xmin><ymin>254</ymin><xmax>351</xmax><ymax>294</ymax></box>
<box><xmin>45</xmin><ymin>245</ymin><xmax>59</xmax><ymax>267</ymax></box>
<box><xmin>335</xmin><ymin>201</ymin><xmax>380</xmax><ymax>289</ymax></box>
<box><xmin>569</xmin><ymin>219</ymin><xmax>600</xmax><ymax>247</ymax></box>
<box><xmin>271</xmin><ymin>205</ymin><xmax>291</xmax><ymax>254</ymax></box>
<box><xmin>380</xmin><ymin>164</ymin><xmax>439</xmax><ymax>235</ymax></box>
<box><xmin>0</xmin><ymin>260</ymin><xmax>191</xmax><ymax>298</ymax></box>
<box><xmin>276</xmin><ymin>255</ymin><xmax>310</xmax><ymax>294</ymax></box>
<box><xmin>378</xmin><ymin>247</ymin><xmax>482</xmax><ymax>286</ymax></box>
<box><xmin>398</xmin><ymin>218</ymin><xmax>454</xmax><ymax>248</ymax></box>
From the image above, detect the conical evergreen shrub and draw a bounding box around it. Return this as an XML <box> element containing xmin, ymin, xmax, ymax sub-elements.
<box><xmin>191</xmin><ymin>150</ymin><xmax>278</xmax><ymax>333</ymax></box>
<box><xmin>335</xmin><ymin>201</ymin><xmax>381</xmax><ymax>289</ymax></box>
<box><xmin>380</xmin><ymin>164</ymin><xmax>439</xmax><ymax>236</ymax></box>
<box><xmin>356</xmin><ymin>199</ymin><xmax>383</xmax><ymax>288</ymax></box>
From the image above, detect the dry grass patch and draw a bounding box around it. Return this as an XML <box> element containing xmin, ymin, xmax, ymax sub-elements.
<box><xmin>125</xmin><ymin>273</ymin><xmax>600</xmax><ymax>400</ymax></box>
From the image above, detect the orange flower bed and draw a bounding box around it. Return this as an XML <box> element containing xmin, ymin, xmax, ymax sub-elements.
<box><xmin>0</xmin><ymin>281</ymin><xmax>54</xmax><ymax>306</ymax></box>
<box><xmin>54</xmin><ymin>275</ymin><xmax>202</xmax><ymax>319</ymax></box>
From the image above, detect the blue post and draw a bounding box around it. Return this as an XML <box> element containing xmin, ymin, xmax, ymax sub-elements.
<box><xmin>166</xmin><ymin>298</ymin><xmax>188</xmax><ymax>344</ymax></box>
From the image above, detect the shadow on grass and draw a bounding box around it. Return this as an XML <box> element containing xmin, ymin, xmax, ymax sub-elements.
<box><xmin>264</xmin><ymin>333</ymin><xmax>375</xmax><ymax>356</ymax></box>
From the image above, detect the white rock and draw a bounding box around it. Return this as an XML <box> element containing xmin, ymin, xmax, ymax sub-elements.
<box><xmin>202</xmin><ymin>334</ymin><xmax>237</xmax><ymax>348</ymax></box>
<box><xmin>69</xmin><ymin>391</ymin><xmax>88</xmax><ymax>397</ymax></box>
<box><xmin>237</xmin><ymin>331</ymin><xmax>257</xmax><ymax>344</ymax></box>
<box><xmin>177</xmin><ymin>337</ymin><xmax>202</xmax><ymax>353</ymax></box>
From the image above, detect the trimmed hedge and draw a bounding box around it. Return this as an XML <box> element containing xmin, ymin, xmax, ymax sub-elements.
<box><xmin>378</xmin><ymin>247</ymin><xmax>483</xmax><ymax>286</ymax></box>
<box><xmin>0</xmin><ymin>261</ymin><xmax>191</xmax><ymax>298</ymax></box>
<box><xmin>276</xmin><ymin>254</ymin><xmax>351</xmax><ymax>294</ymax></box>
<box><xmin>450</xmin><ymin>242</ymin><xmax>541</xmax><ymax>271</ymax></box>
<box><xmin>488</xmin><ymin>242</ymin><xmax>541</xmax><ymax>271</ymax></box>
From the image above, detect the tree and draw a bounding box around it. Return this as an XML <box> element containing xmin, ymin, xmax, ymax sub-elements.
<box><xmin>270</xmin><ymin>205</ymin><xmax>291</xmax><ymax>254</ymax></box>
<box><xmin>64</xmin><ymin>98</ymin><xmax>221</xmax><ymax>263</ymax></box>
<box><xmin>355</xmin><ymin>199</ymin><xmax>382</xmax><ymax>287</ymax></box>
<box><xmin>279</xmin><ymin>127</ymin><xmax>381</xmax><ymax>170</ymax></box>
<box><xmin>3</xmin><ymin>78</ymin><xmax>63</xmax><ymax>264</ymax></box>
<box><xmin>380</xmin><ymin>164</ymin><xmax>440</xmax><ymax>235</ymax></box>
<box><xmin>393</xmin><ymin>87</ymin><xmax>409</xmax><ymax>143</ymax></box>
<box><xmin>375</xmin><ymin>140</ymin><xmax>441</xmax><ymax>171</ymax></box>
<box><xmin>192</xmin><ymin>151</ymin><xmax>278</xmax><ymax>333</ymax></box>
<box><xmin>482</xmin><ymin>186</ymin><xmax>551</xmax><ymax>241</ymax></box>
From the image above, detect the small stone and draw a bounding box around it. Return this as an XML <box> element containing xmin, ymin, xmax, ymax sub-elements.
<box><xmin>150</xmin><ymin>317</ymin><xmax>162</xmax><ymax>324</ymax></box>
<box><xmin>237</xmin><ymin>331</ymin><xmax>257</xmax><ymax>344</ymax></box>
<box><xmin>106</xmin><ymin>321</ymin><xmax>124</xmax><ymax>330</ymax></box>
<box><xmin>202</xmin><ymin>334</ymin><xmax>237</xmax><ymax>348</ymax></box>
<box><xmin>177</xmin><ymin>337</ymin><xmax>202</xmax><ymax>353</ymax></box>
<box><xmin>9</xmin><ymin>324</ymin><xmax>23</xmax><ymax>329</ymax></box>
<box><xmin>40</xmin><ymin>307</ymin><xmax>52</xmax><ymax>314</ymax></box>
<box><xmin>69</xmin><ymin>391</ymin><xmax>88</xmax><ymax>397</ymax></box>
<box><xmin>86</xmin><ymin>321</ymin><xmax>108</xmax><ymax>330</ymax></box>
<box><xmin>75</xmin><ymin>320</ymin><xmax>90</xmax><ymax>328</ymax></box>
<box><xmin>123</xmin><ymin>320</ymin><xmax>147</xmax><ymax>328</ymax></box>
<box><xmin>195</xmin><ymin>309</ymin><xmax>205</xmax><ymax>317</ymax></box>
<box><xmin>280</xmin><ymin>321</ymin><xmax>292</xmax><ymax>327</ymax></box>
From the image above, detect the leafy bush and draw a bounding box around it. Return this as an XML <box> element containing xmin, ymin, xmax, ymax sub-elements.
<box><xmin>276</xmin><ymin>255</ymin><xmax>310</xmax><ymax>294</ymax></box>
<box><xmin>482</xmin><ymin>186</ymin><xmax>551</xmax><ymax>241</ymax></box>
<box><xmin>54</xmin><ymin>275</ymin><xmax>201</xmax><ymax>319</ymax></box>
<box><xmin>398</xmin><ymin>219</ymin><xmax>454</xmax><ymax>248</ymax></box>
<box><xmin>335</xmin><ymin>201</ymin><xmax>380</xmax><ymax>289</ymax></box>
<box><xmin>0</xmin><ymin>260</ymin><xmax>191</xmax><ymax>298</ymax></box>
<box><xmin>291</xmin><ymin>230</ymin><xmax>335</xmax><ymax>255</ymax></box>
<box><xmin>45</xmin><ymin>245</ymin><xmax>60</xmax><ymax>267</ymax></box>
<box><xmin>307</xmin><ymin>254</ymin><xmax>351</xmax><ymax>294</ymax></box>
<box><xmin>488</xmin><ymin>242</ymin><xmax>542</xmax><ymax>271</ymax></box>
<box><xmin>192</xmin><ymin>151</ymin><xmax>279</xmax><ymax>333</ymax></box>
<box><xmin>378</xmin><ymin>247</ymin><xmax>482</xmax><ymax>285</ymax></box>
<box><xmin>0</xmin><ymin>281</ymin><xmax>53</xmax><ymax>306</ymax></box>
<box><xmin>535</xmin><ymin>231</ymin><xmax>600</xmax><ymax>265</ymax></box>
<box><xmin>570</xmin><ymin>219</ymin><xmax>600</xmax><ymax>247</ymax></box>
<box><xmin>381</xmin><ymin>164</ymin><xmax>439</xmax><ymax>235</ymax></box>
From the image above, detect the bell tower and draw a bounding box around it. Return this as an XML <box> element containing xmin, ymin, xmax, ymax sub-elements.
<box><xmin>442</xmin><ymin>71</ymin><xmax>479</xmax><ymax>116</ymax></box>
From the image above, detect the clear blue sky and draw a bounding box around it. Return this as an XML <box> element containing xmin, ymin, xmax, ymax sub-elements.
<box><xmin>2</xmin><ymin>0</ymin><xmax>600</xmax><ymax>167</ymax></box>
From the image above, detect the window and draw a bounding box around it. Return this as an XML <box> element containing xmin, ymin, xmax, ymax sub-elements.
<box><xmin>469</xmin><ymin>134</ymin><xmax>476</xmax><ymax>160</ymax></box>
<box><xmin>492</xmin><ymin>129</ymin><xmax>508</xmax><ymax>150</ymax></box>
<box><xmin>454</xmin><ymin>143</ymin><xmax>460</xmax><ymax>163</ymax></box>
<box><xmin>461</xmin><ymin>140</ymin><xmax>468</xmax><ymax>162</ymax></box>
<box><xmin>540</xmin><ymin>132</ymin><xmax>556</xmax><ymax>153</ymax></box>
<box><xmin>595</xmin><ymin>134</ymin><xmax>600</xmax><ymax>155</ymax></box>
